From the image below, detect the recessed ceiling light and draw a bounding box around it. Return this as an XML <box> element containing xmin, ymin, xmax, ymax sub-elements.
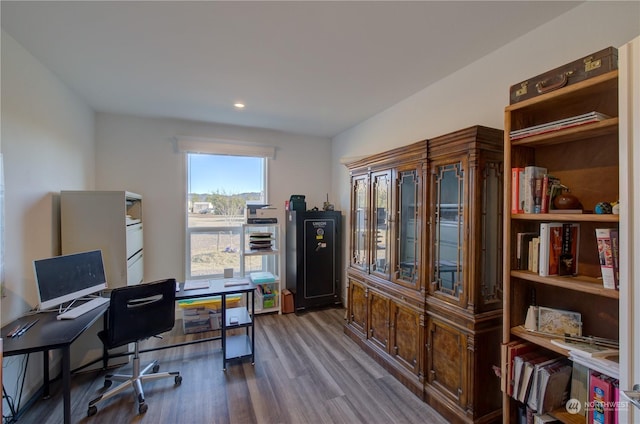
<box><xmin>234</xmin><ymin>103</ymin><xmax>245</xmax><ymax>109</ymax></box>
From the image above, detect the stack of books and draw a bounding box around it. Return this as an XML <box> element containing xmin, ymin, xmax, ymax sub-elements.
<box><xmin>505</xmin><ymin>340</ymin><xmax>572</xmax><ymax>416</ymax></box>
<box><xmin>504</xmin><ymin>339</ymin><xmax>620</xmax><ymax>422</ymax></box>
<box><xmin>510</xmin><ymin>111</ymin><xmax>610</xmax><ymax>140</ymax></box>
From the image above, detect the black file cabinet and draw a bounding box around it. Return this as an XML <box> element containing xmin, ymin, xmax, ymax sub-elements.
<box><xmin>285</xmin><ymin>210</ymin><xmax>342</xmax><ymax>311</ymax></box>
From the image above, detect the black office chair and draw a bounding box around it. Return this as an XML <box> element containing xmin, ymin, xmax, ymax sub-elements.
<box><xmin>87</xmin><ymin>278</ymin><xmax>182</xmax><ymax>416</ymax></box>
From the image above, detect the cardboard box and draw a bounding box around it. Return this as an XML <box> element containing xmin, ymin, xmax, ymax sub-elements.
<box><xmin>282</xmin><ymin>289</ymin><xmax>294</xmax><ymax>313</ymax></box>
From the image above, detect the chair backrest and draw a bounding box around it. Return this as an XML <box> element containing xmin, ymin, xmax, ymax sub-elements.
<box><xmin>103</xmin><ymin>278</ymin><xmax>176</xmax><ymax>348</ymax></box>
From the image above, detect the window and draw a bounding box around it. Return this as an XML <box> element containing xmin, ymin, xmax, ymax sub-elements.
<box><xmin>187</xmin><ymin>153</ymin><xmax>266</xmax><ymax>279</ymax></box>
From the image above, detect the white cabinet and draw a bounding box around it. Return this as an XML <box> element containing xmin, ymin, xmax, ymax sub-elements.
<box><xmin>61</xmin><ymin>191</ymin><xmax>144</xmax><ymax>290</ymax></box>
<box><xmin>61</xmin><ymin>190</ymin><xmax>143</xmax><ymax>371</ymax></box>
<box><xmin>239</xmin><ymin>223</ymin><xmax>281</xmax><ymax>314</ymax></box>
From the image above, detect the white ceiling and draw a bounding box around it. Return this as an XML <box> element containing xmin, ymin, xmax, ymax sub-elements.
<box><xmin>1</xmin><ymin>1</ymin><xmax>582</xmax><ymax>138</ymax></box>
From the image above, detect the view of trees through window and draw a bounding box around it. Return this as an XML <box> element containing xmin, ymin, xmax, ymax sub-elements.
<box><xmin>187</xmin><ymin>153</ymin><xmax>265</xmax><ymax>278</ymax></box>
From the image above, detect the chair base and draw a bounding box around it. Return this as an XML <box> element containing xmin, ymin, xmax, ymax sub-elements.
<box><xmin>88</xmin><ymin>344</ymin><xmax>181</xmax><ymax>416</ymax></box>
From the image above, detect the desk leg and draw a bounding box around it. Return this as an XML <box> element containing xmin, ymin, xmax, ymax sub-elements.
<box><xmin>221</xmin><ymin>294</ymin><xmax>227</xmax><ymax>371</ymax></box>
<box><xmin>251</xmin><ymin>290</ymin><xmax>255</xmax><ymax>365</ymax></box>
<box><xmin>43</xmin><ymin>350</ymin><xmax>50</xmax><ymax>399</ymax></box>
<box><xmin>62</xmin><ymin>346</ymin><xmax>71</xmax><ymax>424</ymax></box>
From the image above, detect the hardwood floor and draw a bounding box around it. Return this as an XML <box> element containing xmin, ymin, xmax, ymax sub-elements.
<box><xmin>14</xmin><ymin>307</ymin><xmax>448</xmax><ymax>423</ymax></box>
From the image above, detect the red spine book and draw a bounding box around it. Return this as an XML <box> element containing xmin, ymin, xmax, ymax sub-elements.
<box><xmin>588</xmin><ymin>371</ymin><xmax>614</xmax><ymax>423</ymax></box>
<box><xmin>540</xmin><ymin>174</ymin><xmax>550</xmax><ymax>213</ymax></box>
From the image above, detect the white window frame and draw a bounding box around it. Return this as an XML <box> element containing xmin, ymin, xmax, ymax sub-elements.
<box><xmin>177</xmin><ymin>136</ymin><xmax>274</xmax><ymax>280</ymax></box>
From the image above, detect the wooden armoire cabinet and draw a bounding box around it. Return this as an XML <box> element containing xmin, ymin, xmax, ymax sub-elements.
<box><xmin>344</xmin><ymin>126</ymin><xmax>504</xmax><ymax>423</ymax></box>
<box><xmin>424</xmin><ymin>126</ymin><xmax>503</xmax><ymax>423</ymax></box>
<box><xmin>345</xmin><ymin>139</ymin><xmax>428</xmax><ymax>397</ymax></box>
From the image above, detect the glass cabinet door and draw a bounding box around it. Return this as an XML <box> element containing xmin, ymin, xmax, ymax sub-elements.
<box><xmin>394</xmin><ymin>169</ymin><xmax>420</xmax><ymax>287</ymax></box>
<box><xmin>371</xmin><ymin>171</ymin><xmax>391</xmax><ymax>278</ymax></box>
<box><xmin>351</xmin><ymin>174</ymin><xmax>369</xmax><ymax>271</ymax></box>
<box><xmin>432</xmin><ymin>162</ymin><xmax>464</xmax><ymax>300</ymax></box>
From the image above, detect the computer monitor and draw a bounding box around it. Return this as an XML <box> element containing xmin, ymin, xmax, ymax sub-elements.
<box><xmin>33</xmin><ymin>249</ymin><xmax>107</xmax><ymax>310</ymax></box>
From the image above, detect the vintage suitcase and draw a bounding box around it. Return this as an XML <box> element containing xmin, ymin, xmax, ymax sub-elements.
<box><xmin>510</xmin><ymin>46</ymin><xmax>617</xmax><ymax>104</ymax></box>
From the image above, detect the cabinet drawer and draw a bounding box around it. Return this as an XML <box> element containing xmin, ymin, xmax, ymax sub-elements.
<box><xmin>127</xmin><ymin>250</ymin><xmax>144</xmax><ymax>286</ymax></box>
<box><xmin>126</xmin><ymin>223</ymin><xmax>143</xmax><ymax>259</ymax></box>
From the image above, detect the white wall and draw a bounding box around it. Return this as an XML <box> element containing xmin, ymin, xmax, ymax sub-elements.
<box><xmin>331</xmin><ymin>1</ymin><xmax>640</xmax><ymax>292</ymax></box>
<box><xmin>1</xmin><ymin>29</ymin><xmax>95</xmax><ymax>407</ymax></box>
<box><xmin>332</xmin><ymin>2</ymin><xmax>640</xmax><ymax>211</ymax></box>
<box><xmin>94</xmin><ymin>113</ymin><xmax>333</xmax><ymax>282</ymax></box>
<box><xmin>1</xmin><ymin>30</ymin><xmax>96</xmax><ymax>320</ymax></box>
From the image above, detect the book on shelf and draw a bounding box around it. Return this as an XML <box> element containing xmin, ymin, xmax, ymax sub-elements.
<box><xmin>526</xmin><ymin>355</ymin><xmax>563</xmax><ymax>411</ymax></box>
<box><xmin>571</xmin><ymin>361</ymin><xmax>590</xmax><ymax>418</ymax></box>
<box><xmin>516</xmin><ymin>232</ymin><xmax>538</xmax><ymax>270</ymax></box>
<box><xmin>610</xmin><ymin>229</ymin><xmax>620</xmax><ymax>290</ymax></box>
<box><xmin>536</xmin><ymin>360</ymin><xmax>572</xmax><ymax>414</ymax></box>
<box><xmin>550</xmin><ymin>339</ymin><xmax>619</xmax><ymax>359</ymax></box>
<box><xmin>533</xmin><ymin>177</ymin><xmax>543</xmax><ymax>214</ymax></box>
<box><xmin>511</xmin><ymin>167</ymin><xmax>525</xmax><ymax>213</ymax></box>
<box><xmin>529</xmin><ymin>237</ymin><xmax>540</xmax><ymax>273</ymax></box>
<box><xmin>509</xmin><ymin>111</ymin><xmax>611</xmax><ymax>140</ymax></box>
<box><xmin>520</xmin><ymin>355</ymin><xmax>553</xmax><ymax>403</ymax></box>
<box><xmin>538</xmin><ymin>222</ymin><xmax>563</xmax><ymax>277</ymax></box>
<box><xmin>512</xmin><ymin>348</ymin><xmax>572</xmax><ymax>415</ymax></box>
<box><xmin>537</xmin><ymin>306</ymin><xmax>582</xmax><ymax>337</ymax></box>
<box><xmin>533</xmin><ymin>413</ymin><xmax>560</xmax><ymax>424</ymax></box>
<box><xmin>595</xmin><ymin>228</ymin><xmax>619</xmax><ymax>289</ymax></box>
<box><xmin>523</xmin><ymin>166</ymin><xmax>547</xmax><ymax>214</ymax></box>
<box><xmin>540</xmin><ymin>174</ymin><xmax>550</xmax><ymax>214</ymax></box>
<box><xmin>513</xmin><ymin>351</ymin><xmax>544</xmax><ymax>401</ymax></box>
<box><xmin>570</xmin><ymin>353</ymin><xmax>620</xmax><ymax>382</ymax></box>
<box><xmin>613</xmin><ymin>381</ymin><xmax>620</xmax><ymax>424</ymax></box>
<box><xmin>504</xmin><ymin>340</ymin><xmax>536</xmax><ymax>397</ymax></box>
<box><xmin>588</xmin><ymin>371</ymin><xmax>617</xmax><ymax>424</ymax></box>
<box><xmin>558</xmin><ymin>223</ymin><xmax>580</xmax><ymax>276</ymax></box>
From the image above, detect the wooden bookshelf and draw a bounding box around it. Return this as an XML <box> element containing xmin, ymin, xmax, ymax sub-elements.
<box><xmin>502</xmin><ymin>69</ymin><xmax>620</xmax><ymax>423</ymax></box>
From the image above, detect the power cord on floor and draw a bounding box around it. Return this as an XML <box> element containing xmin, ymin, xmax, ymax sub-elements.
<box><xmin>2</xmin><ymin>353</ymin><xmax>30</xmax><ymax>424</ymax></box>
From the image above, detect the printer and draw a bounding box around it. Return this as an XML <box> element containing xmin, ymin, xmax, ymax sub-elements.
<box><xmin>245</xmin><ymin>204</ymin><xmax>278</xmax><ymax>224</ymax></box>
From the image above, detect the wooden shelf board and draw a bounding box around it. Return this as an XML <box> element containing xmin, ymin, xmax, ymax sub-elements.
<box><xmin>510</xmin><ymin>270</ymin><xmax>620</xmax><ymax>299</ymax></box>
<box><xmin>549</xmin><ymin>408</ymin><xmax>586</xmax><ymax>424</ymax></box>
<box><xmin>254</xmin><ymin>306</ymin><xmax>280</xmax><ymax>315</ymax></box>
<box><xmin>511</xmin><ymin>213</ymin><xmax>619</xmax><ymax>223</ymax></box>
<box><xmin>510</xmin><ymin>326</ymin><xmax>570</xmax><ymax>356</ymax></box>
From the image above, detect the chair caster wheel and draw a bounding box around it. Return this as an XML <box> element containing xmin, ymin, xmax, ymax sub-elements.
<box><xmin>152</xmin><ymin>364</ymin><xmax>160</xmax><ymax>373</ymax></box>
<box><xmin>138</xmin><ymin>402</ymin><xmax>148</xmax><ymax>414</ymax></box>
<box><xmin>175</xmin><ymin>375</ymin><xmax>183</xmax><ymax>385</ymax></box>
<box><xmin>104</xmin><ymin>379</ymin><xmax>112</xmax><ymax>389</ymax></box>
<box><xmin>87</xmin><ymin>405</ymin><xmax>97</xmax><ymax>417</ymax></box>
